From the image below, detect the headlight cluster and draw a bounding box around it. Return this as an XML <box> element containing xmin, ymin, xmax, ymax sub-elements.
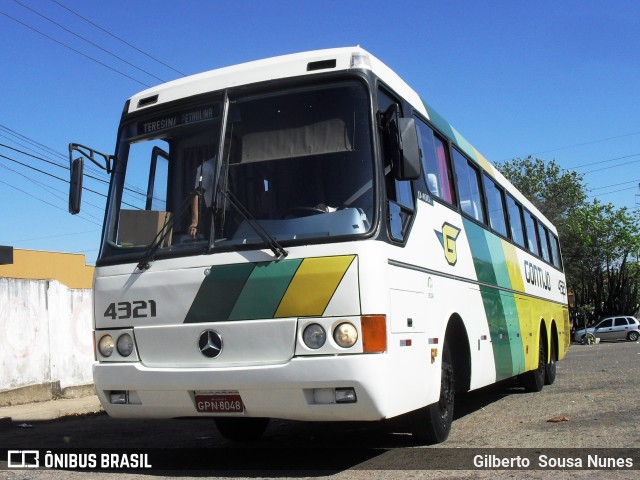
<box><xmin>302</xmin><ymin>322</ymin><xmax>358</xmax><ymax>349</ymax></box>
<box><xmin>98</xmin><ymin>333</ymin><xmax>134</xmax><ymax>357</ymax></box>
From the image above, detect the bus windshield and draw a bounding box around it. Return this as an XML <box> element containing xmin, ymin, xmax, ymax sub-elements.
<box><xmin>100</xmin><ymin>81</ymin><xmax>374</xmax><ymax>263</ymax></box>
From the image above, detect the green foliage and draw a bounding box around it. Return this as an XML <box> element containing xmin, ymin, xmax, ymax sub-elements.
<box><xmin>496</xmin><ymin>156</ymin><xmax>640</xmax><ymax>319</ymax></box>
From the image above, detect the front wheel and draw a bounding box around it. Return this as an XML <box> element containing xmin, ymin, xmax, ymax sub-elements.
<box><xmin>214</xmin><ymin>417</ymin><xmax>269</xmax><ymax>441</ymax></box>
<box><xmin>519</xmin><ymin>334</ymin><xmax>546</xmax><ymax>392</ymax></box>
<box><xmin>410</xmin><ymin>343</ymin><xmax>454</xmax><ymax>444</ymax></box>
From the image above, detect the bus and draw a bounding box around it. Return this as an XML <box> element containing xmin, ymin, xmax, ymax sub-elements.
<box><xmin>69</xmin><ymin>47</ymin><xmax>569</xmax><ymax>443</ymax></box>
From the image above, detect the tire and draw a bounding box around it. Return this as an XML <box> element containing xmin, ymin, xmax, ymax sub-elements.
<box><xmin>628</xmin><ymin>331</ymin><xmax>639</xmax><ymax>342</ymax></box>
<box><xmin>411</xmin><ymin>342</ymin><xmax>455</xmax><ymax>444</ymax></box>
<box><xmin>544</xmin><ymin>338</ymin><xmax>557</xmax><ymax>385</ymax></box>
<box><xmin>519</xmin><ymin>334</ymin><xmax>546</xmax><ymax>392</ymax></box>
<box><xmin>214</xmin><ymin>417</ymin><xmax>269</xmax><ymax>441</ymax></box>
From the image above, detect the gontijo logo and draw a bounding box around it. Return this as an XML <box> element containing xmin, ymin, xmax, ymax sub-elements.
<box><xmin>435</xmin><ymin>222</ymin><xmax>461</xmax><ymax>266</ymax></box>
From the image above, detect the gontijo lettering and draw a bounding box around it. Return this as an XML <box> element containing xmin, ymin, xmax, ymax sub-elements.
<box><xmin>524</xmin><ymin>260</ymin><xmax>552</xmax><ymax>291</ymax></box>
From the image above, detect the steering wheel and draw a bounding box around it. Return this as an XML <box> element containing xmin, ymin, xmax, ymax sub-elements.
<box><xmin>282</xmin><ymin>206</ymin><xmax>327</xmax><ymax>219</ymax></box>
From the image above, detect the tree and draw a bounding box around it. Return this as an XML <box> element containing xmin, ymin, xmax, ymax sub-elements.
<box><xmin>495</xmin><ymin>156</ymin><xmax>640</xmax><ymax>320</ymax></box>
<box><xmin>495</xmin><ymin>156</ymin><xmax>586</xmax><ymax>229</ymax></box>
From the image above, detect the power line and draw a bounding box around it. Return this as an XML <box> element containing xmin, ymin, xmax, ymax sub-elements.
<box><xmin>572</xmin><ymin>153</ymin><xmax>640</xmax><ymax>171</ymax></box>
<box><xmin>51</xmin><ymin>0</ymin><xmax>186</xmax><ymax>77</ymax></box>
<box><xmin>13</xmin><ymin>0</ymin><xmax>167</xmax><ymax>83</ymax></box>
<box><xmin>583</xmin><ymin>157</ymin><xmax>640</xmax><ymax>174</ymax></box>
<box><xmin>0</xmin><ymin>10</ymin><xmax>151</xmax><ymax>87</ymax></box>
<box><xmin>588</xmin><ymin>179</ymin><xmax>640</xmax><ymax>192</ymax></box>
<box><xmin>0</xmin><ymin>177</ymin><xmax>101</xmax><ymax>226</ymax></box>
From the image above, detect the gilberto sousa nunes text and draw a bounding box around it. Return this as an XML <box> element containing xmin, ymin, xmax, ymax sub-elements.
<box><xmin>474</xmin><ymin>453</ymin><xmax>634</xmax><ymax>469</ymax></box>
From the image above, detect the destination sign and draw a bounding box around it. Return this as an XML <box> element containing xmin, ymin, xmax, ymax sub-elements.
<box><xmin>137</xmin><ymin>105</ymin><xmax>219</xmax><ymax>135</ymax></box>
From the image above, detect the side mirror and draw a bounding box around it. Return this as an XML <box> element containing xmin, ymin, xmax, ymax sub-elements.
<box><xmin>395</xmin><ymin>117</ymin><xmax>421</xmax><ymax>180</ymax></box>
<box><xmin>69</xmin><ymin>157</ymin><xmax>84</xmax><ymax>214</ymax></box>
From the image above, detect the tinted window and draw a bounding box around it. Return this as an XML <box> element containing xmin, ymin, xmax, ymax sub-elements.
<box><xmin>598</xmin><ymin>319</ymin><xmax>613</xmax><ymax>328</ymax></box>
<box><xmin>483</xmin><ymin>174</ymin><xmax>508</xmax><ymax>237</ymax></box>
<box><xmin>550</xmin><ymin>234</ymin><xmax>562</xmax><ymax>269</ymax></box>
<box><xmin>538</xmin><ymin>223</ymin><xmax>551</xmax><ymax>262</ymax></box>
<box><xmin>614</xmin><ymin>318</ymin><xmax>628</xmax><ymax>327</ymax></box>
<box><xmin>524</xmin><ymin>211</ymin><xmax>539</xmax><ymax>256</ymax></box>
<box><xmin>506</xmin><ymin>195</ymin><xmax>525</xmax><ymax>247</ymax></box>
<box><xmin>416</xmin><ymin>119</ymin><xmax>454</xmax><ymax>205</ymax></box>
<box><xmin>452</xmin><ymin>149</ymin><xmax>485</xmax><ymax>223</ymax></box>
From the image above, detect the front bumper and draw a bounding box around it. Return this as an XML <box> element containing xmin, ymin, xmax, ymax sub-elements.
<box><xmin>94</xmin><ymin>354</ymin><xmax>392</xmax><ymax>421</ymax></box>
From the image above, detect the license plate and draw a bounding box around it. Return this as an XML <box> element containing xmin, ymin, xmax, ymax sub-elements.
<box><xmin>194</xmin><ymin>393</ymin><xmax>244</xmax><ymax>413</ymax></box>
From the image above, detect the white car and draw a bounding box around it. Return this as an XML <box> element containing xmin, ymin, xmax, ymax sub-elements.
<box><xmin>574</xmin><ymin>316</ymin><xmax>640</xmax><ymax>343</ymax></box>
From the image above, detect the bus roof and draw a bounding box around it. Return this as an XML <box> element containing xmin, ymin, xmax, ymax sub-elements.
<box><xmin>126</xmin><ymin>46</ymin><xmax>556</xmax><ymax>234</ymax></box>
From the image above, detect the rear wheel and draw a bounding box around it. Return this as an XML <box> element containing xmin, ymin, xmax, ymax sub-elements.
<box><xmin>411</xmin><ymin>342</ymin><xmax>454</xmax><ymax>444</ymax></box>
<box><xmin>214</xmin><ymin>417</ymin><xmax>269</xmax><ymax>441</ymax></box>
<box><xmin>628</xmin><ymin>331</ymin><xmax>639</xmax><ymax>342</ymax></box>
<box><xmin>519</xmin><ymin>334</ymin><xmax>546</xmax><ymax>392</ymax></box>
<box><xmin>544</xmin><ymin>338</ymin><xmax>557</xmax><ymax>385</ymax></box>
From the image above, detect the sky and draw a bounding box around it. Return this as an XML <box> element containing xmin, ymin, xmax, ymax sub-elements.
<box><xmin>1</xmin><ymin>0</ymin><xmax>640</xmax><ymax>265</ymax></box>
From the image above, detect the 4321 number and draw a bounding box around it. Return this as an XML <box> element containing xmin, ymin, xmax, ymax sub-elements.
<box><xmin>104</xmin><ymin>300</ymin><xmax>157</xmax><ymax>320</ymax></box>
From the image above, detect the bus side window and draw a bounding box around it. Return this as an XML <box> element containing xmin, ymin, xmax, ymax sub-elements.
<box><xmin>415</xmin><ymin>118</ymin><xmax>454</xmax><ymax>205</ymax></box>
<box><xmin>483</xmin><ymin>174</ymin><xmax>508</xmax><ymax>237</ymax></box>
<box><xmin>379</xmin><ymin>88</ymin><xmax>414</xmax><ymax>241</ymax></box>
<box><xmin>506</xmin><ymin>194</ymin><xmax>526</xmax><ymax>247</ymax></box>
<box><xmin>524</xmin><ymin>210</ymin><xmax>540</xmax><ymax>256</ymax></box>
<box><xmin>538</xmin><ymin>223</ymin><xmax>551</xmax><ymax>263</ymax></box>
<box><xmin>452</xmin><ymin>149</ymin><xmax>485</xmax><ymax>224</ymax></box>
<box><xmin>550</xmin><ymin>234</ymin><xmax>562</xmax><ymax>270</ymax></box>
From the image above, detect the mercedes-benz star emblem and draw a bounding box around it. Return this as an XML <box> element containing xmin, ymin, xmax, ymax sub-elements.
<box><xmin>198</xmin><ymin>330</ymin><xmax>223</xmax><ymax>358</ymax></box>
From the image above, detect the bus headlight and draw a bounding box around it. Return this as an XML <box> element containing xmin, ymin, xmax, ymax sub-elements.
<box><xmin>98</xmin><ymin>334</ymin><xmax>115</xmax><ymax>357</ymax></box>
<box><xmin>303</xmin><ymin>324</ymin><xmax>326</xmax><ymax>349</ymax></box>
<box><xmin>116</xmin><ymin>333</ymin><xmax>134</xmax><ymax>357</ymax></box>
<box><xmin>333</xmin><ymin>322</ymin><xmax>358</xmax><ymax>348</ymax></box>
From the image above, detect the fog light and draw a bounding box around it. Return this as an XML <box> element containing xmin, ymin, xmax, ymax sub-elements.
<box><xmin>303</xmin><ymin>324</ymin><xmax>326</xmax><ymax>349</ymax></box>
<box><xmin>335</xmin><ymin>388</ymin><xmax>357</xmax><ymax>403</ymax></box>
<box><xmin>109</xmin><ymin>391</ymin><xmax>127</xmax><ymax>404</ymax></box>
<box><xmin>98</xmin><ymin>335</ymin><xmax>114</xmax><ymax>357</ymax></box>
<box><xmin>333</xmin><ymin>322</ymin><xmax>358</xmax><ymax>348</ymax></box>
<box><xmin>117</xmin><ymin>333</ymin><xmax>134</xmax><ymax>357</ymax></box>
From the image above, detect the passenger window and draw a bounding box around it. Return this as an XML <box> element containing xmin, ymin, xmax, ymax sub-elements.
<box><xmin>550</xmin><ymin>234</ymin><xmax>562</xmax><ymax>269</ymax></box>
<box><xmin>415</xmin><ymin>119</ymin><xmax>454</xmax><ymax>205</ymax></box>
<box><xmin>614</xmin><ymin>318</ymin><xmax>627</xmax><ymax>327</ymax></box>
<box><xmin>452</xmin><ymin>149</ymin><xmax>485</xmax><ymax>224</ymax></box>
<box><xmin>483</xmin><ymin>174</ymin><xmax>508</xmax><ymax>237</ymax></box>
<box><xmin>599</xmin><ymin>319</ymin><xmax>612</xmax><ymax>328</ymax></box>
<box><xmin>506</xmin><ymin>194</ymin><xmax>525</xmax><ymax>247</ymax></box>
<box><xmin>538</xmin><ymin>223</ymin><xmax>551</xmax><ymax>263</ymax></box>
<box><xmin>524</xmin><ymin>211</ymin><xmax>539</xmax><ymax>256</ymax></box>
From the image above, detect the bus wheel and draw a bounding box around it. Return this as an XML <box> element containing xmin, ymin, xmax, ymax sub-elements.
<box><xmin>411</xmin><ymin>343</ymin><xmax>454</xmax><ymax>444</ymax></box>
<box><xmin>214</xmin><ymin>417</ymin><xmax>269</xmax><ymax>441</ymax></box>
<box><xmin>519</xmin><ymin>335</ymin><xmax>546</xmax><ymax>392</ymax></box>
<box><xmin>544</xmin><ymin>338</ymin><xmax>557</xmax><ymax>385</ymax></box>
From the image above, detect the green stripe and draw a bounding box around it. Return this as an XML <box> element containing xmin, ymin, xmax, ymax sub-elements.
<box><xmin>464</xmin><ymin>218</ymin><xmax>520</xmax><ymax>380</ymax></box>
<box><xmin>229</xmin><ymin>259</ymin><xmax>302</xmax><ymax>320</ymax></box>
<box><xmin>184</xmin><ymin>263</ymin><xmax>255</xmax><ymax>323</ymax></box>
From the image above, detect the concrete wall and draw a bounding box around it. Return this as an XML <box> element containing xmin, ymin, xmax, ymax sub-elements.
<box><xmin>0</xmin><ymin>277</ymin><xmax>93</xmax><ymax>401</ymax></box>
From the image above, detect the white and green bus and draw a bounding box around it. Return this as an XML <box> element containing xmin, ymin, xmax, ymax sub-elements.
<box><xmin>69</xmin><ymin>47</ymin><xmax>569</xmax><ymax>443</ymax></box>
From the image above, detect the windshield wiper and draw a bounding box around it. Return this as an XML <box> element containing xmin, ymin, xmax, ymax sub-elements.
<box><xmin>222</xmin><ymin>189</ymin><xmax>288</xmax><ymax>259</ymax></box>
<box><xmin>136</xmin><ymin>192</ymin><xmax>196</xmax><ymax>271</ymax></box>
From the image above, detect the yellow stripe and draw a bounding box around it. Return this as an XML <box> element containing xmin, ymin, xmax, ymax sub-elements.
<box><xmin>275</xmin><ymin>255</ymin><xmax>355</xmax><ymax>318</ymax></box>
<box><xmin>472</xmin><ymin>147</ymin><xmax>494</xmax><ymax>176</ymax></box>
<box><xmin>501</xmin><ymin>239</ymin><xmax>525</xmax><ymax>292</ymax></box>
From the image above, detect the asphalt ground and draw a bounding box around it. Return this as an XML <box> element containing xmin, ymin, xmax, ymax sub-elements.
<box><xmin>1</xmin><ymin>339</ymin><xmax>639</xmax><ymax>479</ymax></box>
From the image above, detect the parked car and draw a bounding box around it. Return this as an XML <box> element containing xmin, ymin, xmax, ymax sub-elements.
<box><xmin>573</xmin><ymin>316</ymin><xmax>640</xmax><ymax>343</ymax></box>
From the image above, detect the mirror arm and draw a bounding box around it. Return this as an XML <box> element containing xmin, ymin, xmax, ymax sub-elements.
<box><xmin>68</xmin><ymin>143</ymin><xmax>115</xmax><ymax>173</ymax></box>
